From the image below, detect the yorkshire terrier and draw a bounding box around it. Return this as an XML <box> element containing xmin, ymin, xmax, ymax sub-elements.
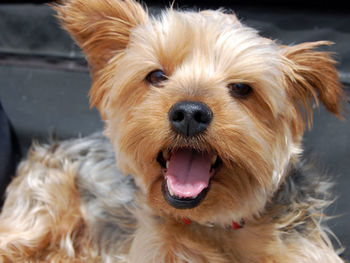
<box><xmin>0</xmin><ymin>0</ymin><xmax>345</xmax><ymax>262</ymax></box>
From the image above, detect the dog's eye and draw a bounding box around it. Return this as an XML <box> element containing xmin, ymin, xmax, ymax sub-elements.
<box><xmin>228</xmin><ymin>83</ymin><xmax>253</xmax><ymax>99</ymax></box>
<box><xmin>146</xmin><ymin>70</ymin><xmax>167</xmax><ymax>87</ymax></box>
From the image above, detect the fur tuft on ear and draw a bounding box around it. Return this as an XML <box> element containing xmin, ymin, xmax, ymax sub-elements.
<box><xmin>54</xmin><ymin>0</ymin><xmax>148</xmax><ymax>114</ymax></box>
<box><xmin>282</xmin><ymin>41</ymin><xmax>344</xmax><ymax>126</ymax></box>
<box><xmin>54</xmin><ymin>0</ymin><xmax>148</xmax><ymax>70</ymax></box>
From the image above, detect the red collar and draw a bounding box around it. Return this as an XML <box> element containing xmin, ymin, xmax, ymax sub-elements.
<box><xmin>182</xmin><ymin>217</ymin><xmax>246</xmax><ymax>230</ymax></box>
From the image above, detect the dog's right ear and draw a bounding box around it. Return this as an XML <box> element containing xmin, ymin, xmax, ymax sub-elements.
<box><xmin>281</xmin><ymin>41</ymin><xmax>344</xmax><ymax>128</ymax></box>
<box><xmin>54</xmin><ymin>0</ymin><xmax>148</xmax><ymax>71</ymax></box>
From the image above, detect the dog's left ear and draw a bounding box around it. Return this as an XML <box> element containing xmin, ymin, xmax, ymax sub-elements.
<box><xmin>54</xmin><ymin>0</ymin><xmax>148</xmax><ymax>71</ymax></box>
<box><xmin>282</xmin><ymin>41</ymin><xmax>344</xmax><ymax>124</ymax></box>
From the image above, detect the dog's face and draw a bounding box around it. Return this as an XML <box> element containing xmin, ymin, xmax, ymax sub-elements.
<box><xmin>56</xmin><ymin>0</ymin><xmax>343</xmax><ymax>226</ymax></box>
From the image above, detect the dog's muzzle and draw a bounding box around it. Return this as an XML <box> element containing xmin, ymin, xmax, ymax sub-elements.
<box><xmin>156</xmin><ymin>101</ymin><xmax>218</xmax><ymax>209</ymax></box>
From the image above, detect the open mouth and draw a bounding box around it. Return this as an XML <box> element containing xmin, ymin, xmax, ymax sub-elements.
<box><xmin>157</xmin><ymin>148</ymin><xmax>222</xmax><ymax>209</ymax></box>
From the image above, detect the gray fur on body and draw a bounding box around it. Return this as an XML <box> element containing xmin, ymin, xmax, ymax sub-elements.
<box><xmin>38</xmin><ymin>133</ymin><xmax>137</xmax><ymax>256</ymax></box>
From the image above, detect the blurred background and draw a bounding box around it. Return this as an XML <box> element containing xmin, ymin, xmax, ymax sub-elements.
<box><xmin>0</xmin><ymin>0</ymin><xmax>349</xmax><ymax>259</ymax></box>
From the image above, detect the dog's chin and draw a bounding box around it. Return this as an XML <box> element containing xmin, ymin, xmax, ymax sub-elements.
<box><xmin>161</xmin><ymin>178</ymin><xmax>210</xmax><ymax>209</ymax></box>
<box><xmin>156</xmin><ymin>148</ymin><xmax>222</xmax><ymax>210</ymax></box>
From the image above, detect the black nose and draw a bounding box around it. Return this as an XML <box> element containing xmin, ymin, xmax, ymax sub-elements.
<box><xmin>168</xmin><ymin>101</ymin><xmax>213</xmax><ymax>137</ymax></box>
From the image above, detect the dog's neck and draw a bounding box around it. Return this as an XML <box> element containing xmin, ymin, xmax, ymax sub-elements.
<box><xmin>180</xmin><ymin>216</ymin><xmax>246</xmax><ymax>230</ymax></box>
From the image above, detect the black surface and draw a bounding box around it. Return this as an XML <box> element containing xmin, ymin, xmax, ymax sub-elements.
<box><xmin>3</xmin><ymin>0</ymin><xmax>350</xmax><ymax>10</ymax></box>
<box><xmin>0</xmin><ymin>101</ymin><xmax>21</xmax><ymax>206</ymax></box>
<box><xmin>0</xmin><ymin>2</ymin><xmax>349</xmax><ymax>259</ymax></box>
<box><xmin>0</xmin><ymin>65</ymin><xmax>101</xmax><ymax>151</ymax></box>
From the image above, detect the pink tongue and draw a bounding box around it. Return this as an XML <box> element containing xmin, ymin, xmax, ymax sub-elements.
<box><xmin>165</xmin><ymin>149</ymin><xmax>212</xmax><ymax>198</ymax></box>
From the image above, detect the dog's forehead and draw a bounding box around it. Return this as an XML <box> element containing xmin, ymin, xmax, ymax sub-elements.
<box><xmin>130</xmin><ymin>9</ymin><xmax>282</xmax><ymax>79</ymax></box>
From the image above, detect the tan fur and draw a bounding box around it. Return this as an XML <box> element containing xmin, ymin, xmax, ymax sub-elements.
<box><xmin>0</xmin><ymin>142</ymin><xmax>97</xmax><ymax>262</ymax></box>
<box><xmin>0</xmin><ymin>0</ymin><xmax>345</xmax><ymax>262</ymax></box>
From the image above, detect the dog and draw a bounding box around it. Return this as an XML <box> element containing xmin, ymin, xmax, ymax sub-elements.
<box><xmin>0</xmin><ymin>0</ymin><xmax>345</xmax><ymax>262</ymax></box>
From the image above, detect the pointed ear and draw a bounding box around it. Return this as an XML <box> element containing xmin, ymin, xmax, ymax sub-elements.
<box><xmin>282</xmin><ymin>41</ymin><xmax>344</xmax><ymax>124</ymax></box>
<box><xmin>54</xmin><ymin>0</ymin><xmax>148</xmax><ymax>70</ymax></box>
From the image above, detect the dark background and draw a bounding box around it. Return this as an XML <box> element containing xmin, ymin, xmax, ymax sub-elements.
<box><xmin>0</xmin><ymin>0</ymin><xmax>349</xmax><ymax>260</ymax></box>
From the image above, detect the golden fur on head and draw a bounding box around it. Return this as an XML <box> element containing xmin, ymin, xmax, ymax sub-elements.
<box><xmin>0</xmin><ymin>0</ymin><xmax>345</xmax><ymax>262</ymax></box>
<box><xmin>57</xmin><ymin>0</ymin><xmax>343</xmax><ymax>223</ymax></box>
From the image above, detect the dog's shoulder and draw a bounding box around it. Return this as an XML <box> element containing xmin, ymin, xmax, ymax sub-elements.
<box><xmin>75</xmin><ymin>133</ymin><xmax>138</xmax><ymax>254</ymax></box>
<box><xmin>268</xmin><ymin>158</ymin><xmax>338</xmax><ymax>241</ymax></box>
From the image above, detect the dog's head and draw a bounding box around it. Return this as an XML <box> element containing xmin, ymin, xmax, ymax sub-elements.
<box><xmin>56</xmin><ymin>0</ymin><xmax>344</xmax><ymax>226</ymax></box>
